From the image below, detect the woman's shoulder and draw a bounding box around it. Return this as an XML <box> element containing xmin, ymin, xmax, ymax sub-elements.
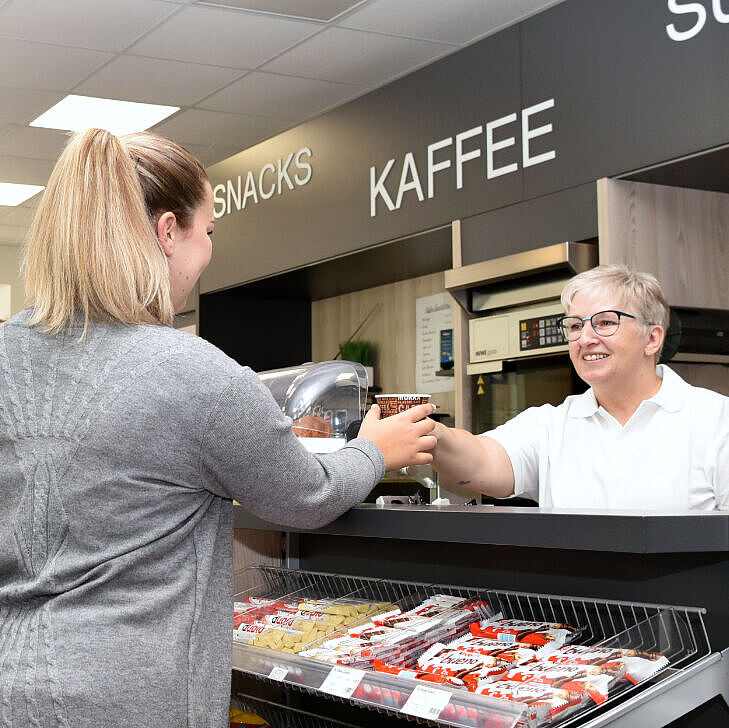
<box><xmin>144</xmin><ymin>324</ymin><xmax>251</xmax><ymax>380</ymax></box>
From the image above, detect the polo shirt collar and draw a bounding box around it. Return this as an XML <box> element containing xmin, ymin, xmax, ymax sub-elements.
<box><xmin>568</xmin><ymin>364</ymin><xmax>687</xmax><ymax>418</ymax></box>
<box><xmin>647</xmin><ymin>364</ymin><xmax>688</xmax><ymax>413</ymax></box>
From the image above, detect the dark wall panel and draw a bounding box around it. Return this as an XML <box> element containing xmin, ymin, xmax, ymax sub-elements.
<box><xmin>461</xmin><ymin>183</ymin><xmax>597</xmax><ymax>265</ymax></box>
<box><xmin>204</xmin><ymin>0</ymin><xmax>729</xmax><ymax>294</ymax></box>
<box><xmin>199</xmin><ymin>292</ymin><xmax>311</xmax><ymax>372</ymax></box>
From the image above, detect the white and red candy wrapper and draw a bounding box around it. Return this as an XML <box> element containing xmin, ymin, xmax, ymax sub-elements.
<box><xmin>373</xmin><ymin>659</ymin><xmax>466</xmax><ymax>688</ymax></box>
<box><xmin>619</xmin><ymin>649</ymin><xmax>670</xmax><ymax>684</ymax></box>
<box><xmin>470</xmin><ymin>618</ymin><xmax>580</xmax><ymax>648</ymax></box>
<box><xmin>375</xmin><ymin>595</ymin><xmax>492</xmax><ymax>632</ymax></box>
<box><xmin>499</xmin><ymin>661</ymin><xmax>620</xmax><ymax>705</ymax></box>
<box><xmin>543</xmin><ymin>644</ymin><xmax>669</xmax><ymax>684</ymax></box>
<box><xmin>471</xmin><ymin>680</ymin><xmax>583</xmax><ymax>726</ymax></box>
<box><xmin>417</xmin><ymin>643</ymin><xmax>511</xmax><ymax>681</ymax></box>
<box><xmin>445</xmin><ymin>635</ymin><xmax>547</xmax><ymax>664</ymax></box>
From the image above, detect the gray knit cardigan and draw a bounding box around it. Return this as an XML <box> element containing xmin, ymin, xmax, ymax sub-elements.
<box><xmin>0</xmin><ymin>309</ymin><xmax>384</xmax><ymax>727</ymax></box>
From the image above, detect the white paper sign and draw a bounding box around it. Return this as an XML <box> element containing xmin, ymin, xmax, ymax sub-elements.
<box><xmin>401</xmin><ymin>684</ymin><xmax>452</xmax><ymax>720</ymax></box>
<box><xmin>319</xmin><ymin>666</ymin><xmax>365</xmax><ymax>698</ymax></box>
<box><xmin>268</xmin><ymin>665</ymin><xmax>288</xmax><ymax>681</ymax></box>
<box><xmin>416</xmin><ymin>292</ymin><xmax>454</xmax><ymax>394</ymax></box>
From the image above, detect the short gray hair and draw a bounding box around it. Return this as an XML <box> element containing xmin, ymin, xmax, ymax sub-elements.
<box><xmin>561</xmin><ymin>264</ymin><xmax>670</xmax><ymax>360</ymax></box>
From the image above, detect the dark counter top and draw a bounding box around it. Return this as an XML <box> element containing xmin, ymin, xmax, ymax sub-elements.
<box><xmin>233</xmin><ymin>503</ymin><xmax>729</xmax><ymax>554</ymax></box>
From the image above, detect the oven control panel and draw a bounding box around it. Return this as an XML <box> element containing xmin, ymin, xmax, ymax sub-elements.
<box><xmin>468</xmin><ymin>300</ymin><xmax>568</xmax><ymax>374</ymax></box>
<box><xmin>519</xmin><ymin>313</ymin><xmax>565</xmax><ymax>351</ymax></box>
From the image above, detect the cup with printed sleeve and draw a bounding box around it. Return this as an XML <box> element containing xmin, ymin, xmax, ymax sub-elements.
<box><xmin>375</xmin><ymin>394</ymin><xmax>431</xmax><ymax>418</ymax></box>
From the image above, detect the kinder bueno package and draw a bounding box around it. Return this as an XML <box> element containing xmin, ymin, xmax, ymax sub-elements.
<box><xmin>373</xmin><ymin>659</ymin><xmax>465</xmax><ymax>688</ymax></box>
<box><xmin>471</xmin><ymin>680</ymin><xmax>583</xmax><ymax>727</ymax></box>
<box><xmin>470</xmin><ymin>618</ymin><xmax>581</xmax><ymax>648</ymax></box>
<box><xmin>445</xmin><ymin>634</ymin><xmax>544</xmax><ymax>664</ymax></box>
<box><xmin>543</xmin><ymin>644</ymin><xmax>669</xmax><ymax>684</ymax></box>
<box><xmin>416</xmin><ymin>643</ymin><xmax>510</xmax><ymax>682</ymax></box>
<box><xmin>499</xmin><ymin>661</ymin><xmax>621</xmax><ymax>705</ymax></box>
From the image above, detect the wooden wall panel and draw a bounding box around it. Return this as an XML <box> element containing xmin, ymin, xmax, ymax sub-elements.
<box><xmin>670</xmin><ymin>364</ymin><xmax>729</xmax><ymax>397</ymax></box>
<box><xmin>233</xmin><ymin>529</ymin><xmax>282</xmax><ymax>595</ymax></box>
<box><xmin>597</xmin><ymin>178</ymin><xmax>729</xmax><ymax>308</ymax></box>
<box><xmin>311</xmin><ymin>272</ymin><xmax>456</xmax><ymax>418</ymax></box>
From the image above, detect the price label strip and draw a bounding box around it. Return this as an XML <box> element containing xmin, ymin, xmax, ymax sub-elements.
<box><xmin>268</xmin><ymin>665</ymin><xmax>288</xmax><ymax>682</ymax></box>
<box><xmin>401</xmin><ymin>684</ymin><xmax>452</xmax><ymax>721</ymax></box>
<box><xmin>318</xmin><ymin>666</ymin><xmax>365</xmax><ymax>699</ymax></box>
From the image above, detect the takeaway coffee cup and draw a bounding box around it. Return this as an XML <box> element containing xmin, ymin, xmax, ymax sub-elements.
<box><xmin>375</xmin><ymin>394</ymin><xmax>431</xmax><ymax>418</ymax></box>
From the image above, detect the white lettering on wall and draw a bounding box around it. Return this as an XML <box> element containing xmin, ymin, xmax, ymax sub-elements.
<box><xmin>455</xmin><ymin>126</ymin><xmax>482</xmax><ymax>189</ymax></box>
<box><xmin>369</xmin><ymin>98</ymin><xmax>557</xmax><ymax>217</ymax></box>
<box><xmin>486</xmin><ymin>113</ymin><xmax>517</xmax><ymax>178</ymax></box>
<box><xmin>396</xmin><ymin>152</ymin><xmax>425</xmax><ymax>208</ymax></box>
<box><xmin>427</xmin><ymin>137</ymin><xmax>452</xmax><ymax>198</ymax></box>
<box><xmin>522</xmin><ymin>99</ymin><xmax>556</xmax><ymax>168</ymax></box>
<box><xmin>666</xmin><ymin>0</ymin><xmax>728</xmax><ymax>41</ymax></box>
<box><xmin>213</xmin><ymin>146</ymin><xmax>314</xmax><ymax>219</ymax></box>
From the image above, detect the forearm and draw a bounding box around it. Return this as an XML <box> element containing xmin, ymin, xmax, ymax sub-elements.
<box><xmin>431</xmin><ymin>423</ymin><xmax>515</xmax><ymax>498</ymax></box>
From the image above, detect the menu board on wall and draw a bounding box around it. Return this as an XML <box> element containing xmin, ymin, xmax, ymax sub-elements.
<box><xmin>416</xmin><ymin>293</ymin><xmax>455</xmax><ymax>395</ymax></box>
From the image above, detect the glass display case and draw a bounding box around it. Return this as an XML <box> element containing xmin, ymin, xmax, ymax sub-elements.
<box><xmin>259</xmin><ymin>361</ymin><xmax>368</xmax><ymax>454</ymax></box>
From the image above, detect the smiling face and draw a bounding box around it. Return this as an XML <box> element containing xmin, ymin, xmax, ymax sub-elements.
<box><xmin>165</xmin><ymin>182</ymin><xmax>214</xmax><ymax>312</ymax></box>
<box><xmin>566</xmin><ymin>286</ymin><xmax>661</xmax><ymax>393</ymax></box>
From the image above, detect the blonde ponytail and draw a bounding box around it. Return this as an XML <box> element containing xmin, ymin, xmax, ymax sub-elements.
<box><xmin>22</xmin><ymin>128</ymin><xmax>175</xmax><ymax>335</ymax></box>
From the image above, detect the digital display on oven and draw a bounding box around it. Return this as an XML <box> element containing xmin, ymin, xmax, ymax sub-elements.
<box><xmin>519</xmin><ymin>314</ymin><xmax>565</xmax><ymax>351</ymax></box>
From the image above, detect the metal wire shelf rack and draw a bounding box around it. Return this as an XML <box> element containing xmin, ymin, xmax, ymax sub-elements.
<box><xmin>231</xmin><ymin>566</ymin><xmax>711</xmax><ymax>728</ymax></box>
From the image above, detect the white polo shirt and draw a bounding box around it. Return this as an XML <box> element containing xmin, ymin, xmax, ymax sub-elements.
<box><xmin>485</xmin><ymin>365</ymin><xmax>729</xmax><ymax>510</ymax></box>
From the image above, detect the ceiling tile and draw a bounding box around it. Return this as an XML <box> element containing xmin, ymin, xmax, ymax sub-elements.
<box><xmin>199</xmin><ymin>71</ymin><xmax>362</xmax><ymax>119</ymax></box>
<box><xmin>0</xmin><ymin>127</ymin><xmax>70</xmax><ymax>161</ymax></box>
<box><xmin>152</xmin><ymin>108</ymin><xmax>288</xmax><ymax>149</ymax></box>
<box><xmin>195</xmin><ymin>0</ymin><xmax>361</xmax><ymax>21</ymax></box>
<box><xmin>189</xmin><ymin>144</ymin><xmax>246</xmax><ymax>167</ymax></box>
<box><xmin>0</xmin><ymin>87</ymin><xmax>64</xmax><ymax>125</ymax></box>
<box><xmin>77</xmin><ymin>55</ymin><xmax>243</xmax><ymax>107</ymax></box>
<box><xmin>0</xmin><ymin>0</ymin><xmax>177</xmax><ymax>51</ymax></box>
<box><xmin>128</xmin><ymin>5</ymin><xmax>320</xmax><ymax>68</ymax></box>
<box><xmin>339</xmin><ymin>0</ymin><xmax>560</xmax><ymax>44</ymax></box>
<box><xmin>262</xmin><ymin>27</ymin><xmax>454</xmax><ymax>85</ymax></box>
<box><xmin>0</xmin><ymin>156</ymin><xmax>55</xmax><ymax>186</ymax></box>
<box><xmin>0</xmin><ymin>39</ymin><xmax>112</xmax><ymax>92</ymax></box>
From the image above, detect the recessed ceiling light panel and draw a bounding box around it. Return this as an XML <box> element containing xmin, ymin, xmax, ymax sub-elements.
<box><xmin>0</xmin><ymin>183</ymin><xmax>44</xmax><ymax>207</ymax></box>
<box><xmin>30</xmin><ymin>95</ymin><xmax>179</xmax><ymax>136</ymax></box>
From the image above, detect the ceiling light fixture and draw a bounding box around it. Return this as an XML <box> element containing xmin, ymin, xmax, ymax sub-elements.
<box><xmin>0</xmin><ymin>183</ymin><xmax>44</xmax><ymax>206</ymax></box>
<box><xmin>30</xmin><ymin>95</ymin><xmax>179</xmax><ymax>136</ymax></box>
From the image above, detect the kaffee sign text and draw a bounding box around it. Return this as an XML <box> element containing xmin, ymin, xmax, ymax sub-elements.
<box><xmin>369</xmin><ymin>99</ymin><xmax>557</xmax><ymax>217</ymax></box>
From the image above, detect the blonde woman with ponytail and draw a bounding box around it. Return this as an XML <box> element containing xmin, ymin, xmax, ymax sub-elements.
<box><xmin>1</xmin><ymin>129</ymin><xmax>435</xmax><ymax>727</ymax></box>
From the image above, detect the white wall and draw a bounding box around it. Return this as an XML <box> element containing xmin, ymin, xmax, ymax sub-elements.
<box><xmin>0</xmin><ymin>245</ymin><xmax>25</xmax><ymax>318</ymax></box>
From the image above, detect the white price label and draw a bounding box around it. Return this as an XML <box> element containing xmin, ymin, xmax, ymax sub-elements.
<box><xmin>319</xmin><ymin>666</ymin><xmax>365</xmax><ymax>698</ymax></box>
<box><xmin>268</xmin><ymin>666</ymin><xmax>288</xmax><ymax>681</ymax></box>
<box><xmin>401</xmin><ymin>684</ymin><xmax>451</xmax><ymax>721</ymax></box>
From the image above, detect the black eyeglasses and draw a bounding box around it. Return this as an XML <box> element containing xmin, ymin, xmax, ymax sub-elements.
<box><xmin>558</xmin><ymin>310</ymin><xmax>645</xmax><ymax>342</ymax></box>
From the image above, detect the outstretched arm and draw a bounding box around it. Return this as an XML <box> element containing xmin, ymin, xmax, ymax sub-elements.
<box><xmin>431</xmin><ymin>421</ymin><xmax>515</xmax><ymax>498</ymax></box>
